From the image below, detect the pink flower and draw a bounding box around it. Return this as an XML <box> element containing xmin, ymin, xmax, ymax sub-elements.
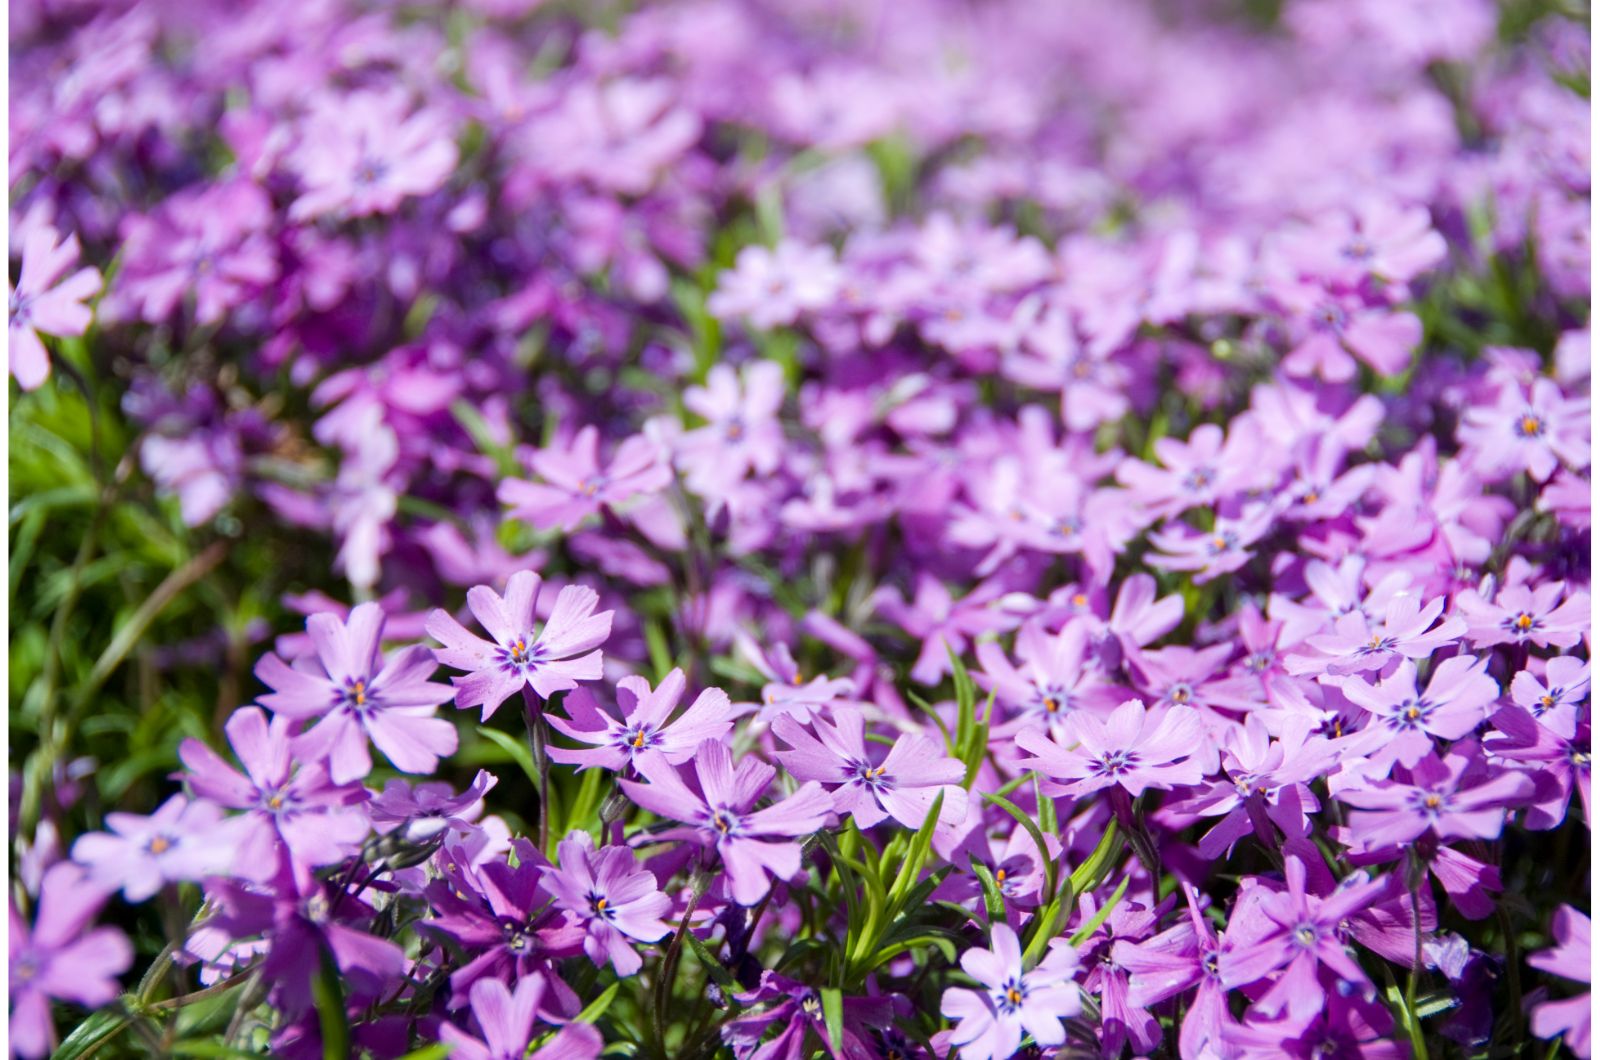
<box><xmin>707</xmin><ymin>241</ymin><xmax>842</xmax><ymax>329</ymax></box>
<box><xmin>498</xmin><ymin>426</ymin><xmax>671</xmax><ymax>533</ymax></box>
<box><xmin>939</xmin><ymin>923</ymin><xmax>1081</xmax><ymax>1060</ymax></box>
<box><xmin>1330</xmin><ymin>655</ymin><xmax>1500</xmax><ymax>770</ymax></box>
<box><xmin>1286</xmin><ymin>591</ymin><xmax>1465</xmax><ymax>676</ymax></box>
<box><xmin>9</xmin><ymin>863</ymin><xmax>132</xmax><ymax>1059</ymax></box>
<box><xmin>541</xmin><ymin>831</ymin><xmax>672</xmax><ymax>976</ymax></box>
<box><xmin>1454</xmin><ymin>579</ymin><xmax>1589</xmax><ymax>650</ymax></box>
<box><xmin>546</xmin><ymin>667</ymin><xmax>732</xmax><ymax>771</ymax></box>
<box><xmin>1016</xmin><ymin>697</ymin><xmax>1207</xmax><ymax>798</ymax></box>
<box><xmin>426</xmin><ymin>570</ymin><xmax>613</xmax><ymax>719</ymax></box>
<box><xmin>619</xmin><ymin>739</ymin><xmax>832</xmax><ymax>905</ymax></box>
<box><xmin>256</xmin><ymin>602</ymin><xmax>458</xmax><ymax>782</ymax></box>
<box><xmin>8</xmin><ymin>223</ymin><xmax>101</xmax><ymax>390</ymax></box>
<box><xmin>289</xmin><ymin>90</ymin><xmax>457</xmax><ymax>221</ymax></box>
<box><xmin>773</xmin><ymin>707</ymin><xmax>968</xmax><ymax>830</ymax></box>
<box><xmin>1458</xmin><ymin>377</ymin><xmax>1589</xmax><ymax>482</ymax></box>
<box><xmin>70</xmin><ymin>795</ymin><xmax>242</xmax><ymax>901</ymax></box>
<box><xmin>1529</xmin><ymin>906</ymin><xmax>1591</xmax><ymax>1058</ymax></box>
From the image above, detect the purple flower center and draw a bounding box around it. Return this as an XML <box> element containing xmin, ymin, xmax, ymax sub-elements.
<box><xmin>1388</xmin><ymin>699</ymin><xmax>1434</xmax><ymax>729</ymax></box>
<box><xmin>501</xmin><ymin>918</ymin><xmax>533</xmax><ymax>952</ymax></box>
<box><xmin>1513</xmin><ymin>412</ymin><xmax>1546</xmax><ymax>439</ymax></box>
<box><xmin>1033</xmin><ymin>685</ymin><xmax>1071</xmax><ymax>716</ymax></box>
<box><xmin>1501</xmin><ymin>612</ymin><xmax>1540</xmax><ymax>637</ymax></box>
<box><xmin>1167</xmin><ymin>682</ymin><xmax>1195</xmax><ymax>705</ymax></box>
<box><xmin>10</xmin><ymin>290</ymin><xmax>34</xmax><ymax>328</ymax></box>
<box><xmin>353</xmin><ymin>156</ymin><xmax>390</xmax><ymax>187</ymax></box>
<box><xmin>618</xmin><ymin>722</ymin><xmax>659</xmax><ymax>753</ymax></box>
<box><xmin>850</xmin><ymin>760</ymin><xmax>894</xmax><ymax>790</ymax></box>
<box><xmin>1534</xmin><ymin>688</ymin><xmax>1563</xmax><ymax>715</ymax></box>
<box><xmin>1292</xmin><ymin>922</ymin><xmax>1320</xmax><ymax>948</ymax></box>
<box><xmin>1341</xmin><ymin>236</ymin><xmax>1374</xmax><ymax>262</ymax></box>
<box><xmin>1311</xmin><ymin>303</ymin><xmax>1347</xmax><ymax>334</ymax></box>
<box><xmin>586</xmin><ymin>890</ymin><xmax>616</xmax><ymax>921</ymax></box>
<box><xmin>993</xmin><ymin>976</ymin><xmax>1028</xmax><ymax>1014</ymax></box>
<box><xmin>1245</xmin><ymin>649</ymin><xmax>1275</xmax><ymax>673</ymax></box>
<box><xmin>501</xmin><ymin>636</ymin><xmax>547</xmax><ymax>673</ymax></box>
<box><xmin>1094</xmin><ymin>749</ymin><xmax>1140</xmax><ymax>776</ymax></box>
<box><xmin>708</xmin><ymin>807</ymin><xmax>742</xmax><ymax>837</ymax></box>
<box><xmin>337</xmin><ymin>676</ymin><xmax>376</xmax><ymax>713</ymax></box>
<box><xmin>146</xmin><ymin>833</ymin><xmax>176</xmax><ymax>855</ymax></box>
<box><xmin>1357</xmin><ymin>633</ymin><xmax>1397</xmax><ymax>656</ymax></box>
<box><xmin>1182</xmin><ymin>466</ymin><xmax>1217</xmax><ymax>492</ymax></box>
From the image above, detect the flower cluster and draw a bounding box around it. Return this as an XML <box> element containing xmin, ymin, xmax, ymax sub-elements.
<box><xmin>8</xmin><ymin>0</ymin><xmax>1590</xmax><ymax>1058</ymax></box>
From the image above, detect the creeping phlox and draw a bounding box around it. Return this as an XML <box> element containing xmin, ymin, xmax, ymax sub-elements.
<box><xmin>7</xmin><ymin>0</ymin><xmax>1590</xmax><ymax>1057</ymax></box>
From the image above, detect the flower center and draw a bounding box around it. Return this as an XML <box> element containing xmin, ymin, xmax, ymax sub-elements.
<box><xmin>1514</xmin><ymin>413</ymin><xmax>1546</xmax><ymax>439</ymax></box>
<box><xmin>587</xmin><ymin>890</ymin><xmax>615</xmax><ymax>921</ymax></box>
<box><xmin>1293</xmin><ymin>923</ymin><xmax>1318</xmax><ymax>948</ymax></box>
<box><xmin>147</xmin><ymin>834</ymin><xmax>174</xmax><ymax>855</ymax></box>
<box><xmin>1183</xmin><ymin>466</ymin><xmax>1217</xmax><ymax>492</ymax></box>
<box><xmin>994</xmin><ymin>977</ymin><xmax>1028</xmax><ymax>1014</ymax></box>
<box><xmin>709</xmin><ymin>807</ymin><xmax>741</xmax><ymax>836</ymax></box>
<box><xmin>1097</xmin><ymin>749</ymin><xmax>1140</xmax><ymax>776</ymax></box>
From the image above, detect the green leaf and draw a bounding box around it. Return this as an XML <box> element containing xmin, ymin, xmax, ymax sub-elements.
<box><xmin>1069</xmin><ymin>875</ymin><xmax>1129</xmax><ymax>947</ymax></box>
<box><xmin>683</xmin><ymin>930</ymin><xmax>740</xmax><ymax>994</ymax></box>
<box><xmin>575</xmin><ymin>981</ymin><xmax>621</xmax><ymax>1024</ymax></box>
<box><xmin>969</xmin><ymin>856</ymin><xmax>1007</xmax><ymax>922</ymax></box>
<box><xmin>1067</xmin><ymin>820</ymin><xmax>1123</xmax><ymax>900</ymax></box>
<box><xmin>312</xmin><ymin>949</ymin><xmax>350</xmax><ymax>1060</ymax></box>
<box><xmin>48</xmin><ymin>1010</ymin><xmax>131</xmax><ymax>1060</ymax></box>
<box><xmin>981</xmin><ymin>792</ymin><xmax>1058</xmax><ymax>904</ymax></box>
<box><xmin>820</xmin><ymin>987</ymin><xmax>845</xmax><ymax>1054</ymax></box>
<box><xmin>888</xmin><ymin>791</ymin><xmax>944</xmax><ymax>907</ymax></box>
<box><xmin>476</xmin><ymin>726</ymin><xmax>539</xmax><ymax>788</ymax></box>
<box><xmin>449</xmin><ymin>399</ymin><xmax>517</xmax><ymax>478</ymax></box>
<box><xmin>394</xmin><ymin>1046</ymin><xmax>452</xmax><ymax>1060</ymax></box>
<box><xmin>168</xmin><ymin>1044</ymin><xmax>269</xmax><ymax>1059</ymax></box>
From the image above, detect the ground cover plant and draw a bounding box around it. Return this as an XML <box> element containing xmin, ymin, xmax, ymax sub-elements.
<box><xmin>6</xmin><ymin>0</ymin><xmax>1593</xmax><ymax>1056</ymax></box>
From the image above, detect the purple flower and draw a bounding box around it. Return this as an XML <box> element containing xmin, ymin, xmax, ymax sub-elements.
<box><xmin>368</xmin><ymin>769</ymin><xmax>496</xmax><ymax>843</ymax></box>
<box><xmin>179</xmin><ymin>706</ymin><xmax>370</xmax><ymax>883</ymax></box>
<box><xmin>773</xmin><ymin>707</ymin><xmax>968</xmax><ymax>830</ymax></box>
<box><xmin>546</xmin><ymin>668</ymin><xmax>732</xmax><ymax>772</ymax></box>
<box><xmin>1147</xmin><ymin>504</ymin><xmax>1276</xmax><ymax>583</ymax></box>
<box><xmin>256</xmin><ymin>602</ymin><xmax>458</xmax><ymax>783</ymax></box>
<box><xmin>1115</xmin><ymin>422</ymin><xmax>1263</xmax><ymax>519</ymax></box>
<box><xmin>720</xmin><ymin>971</ymin><xmax>896</xmax><ymax>1060</ymax></box>
<box><xmin>1015</xmin><ymin>697</ymin><xmax>1206</xmax><ymax>799</ymax></box>
<box><xmin>707</xmin><ymin>241</ymin><xmax>842</xmax><ymax>329</ymax></box>
<box><xmin>1509</xmin><ymin>656</ymin><xmax>1590</xmax><ymax>740</ymax></box>
<box><xmin>1484</xmin><ymin>705</ymin><xmax>1591</xmax><ymax>831</ymax></box>
<box><xmin>112</xmin><ymin>180</ymin><xmax>278</xmax><ymax>326</ymax></box>
<box><xmin>734</xmin><ymin>634</ymin><xmax>855</xmax><ymax>724</ymax></box>
<box><xmin>974</xmin><ymin>618</ymin><xmax>1110</xmax><ymax>738</ymax></box>
<box><xmin>1529</xmin><ymin>905</ymin><xmax>1591</xmax><ymax>1059</ymax></box>
<box><xmin>1459</xmin><ymin>377</ymin><xmax>1589</xmax><ymax>481</ymax></box>
<box><xmin>939</xmin><ymin>923</ymin><xmax>1081</xmax><ymax>1060</ymax></box>
<box><xmin>421</xmin><ymin>838</ymin><xmax>585</xmax><ymax>1007</ymax></box>
<box><xmin>1219</xmin><ymin>855</ymin><xmax>1386</xmax><ymax>1025</ymax></box>
<box><xmin>1455</xmin><ymin>579</ymin><xmax>1589</xmax><ymax>650</ymax></box>
<box><xmin>1114</xmin><ymin>887</ymin><xmax>1231</xmax><ymax>1060</ymax></box>
<box><xmin>619</xmin><ymin>738</ymin><xmax>832</xmax><ymax>905</ymax></box>
<box><xmin>440</xmin><ymin>976</ymin><xmax>603</xmax><ymax>1060</ymax></box>
<box><xmin>874</xmin><ymin>575</ymin><xmax>1017</xmax><ymax>685</ymax></box>
<box><xmin>498</xmin><ymin>426</ymin><xmax>672</xmax><ymax>533</ymax></box>
<box><xmin>70</xmin><ymin>794</ymin><xmax>241</xmax><ymax>901</ymax></box>
<box><xmin>288</xmin><ymin>89</ymin><xmax>458</xmax><ymax>221</ymax></box>
<box><xmin>1330</xmin><ymin>655</ymin><xmax>1500</xmax><ymax>770</ymax></box>
<box><xmin>426</xmin><ymin>570</ymin><xmax>614</xmax><ymax>718</ymax></box>
<box><xmin>1286</xmin><ymin>591</ymin><xmax>1465</xmax><ymax>676</ymax></box>
<box><xmin>541</xmin><ymin>831</ymin><xmax>672</xmax><ymax>976</ymax></box>
<box><xmin>9</xmin><ymin>863</ymin><xmax>132</xmax><ymax>1059</ymax></box>
<box><xmin>677</xmin><ymin>361</ymin><xmax>787</xmax><ymax>494</ymax></box>
<box><xmin>1337</xmin><ymin>752</ymin><xmax>1535</xmax><ymax>849</ymax></box>
<box><xmin>8</xmin><ymin>222</ymin><xmax>101</xmax><ymax>390</ymax></box>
